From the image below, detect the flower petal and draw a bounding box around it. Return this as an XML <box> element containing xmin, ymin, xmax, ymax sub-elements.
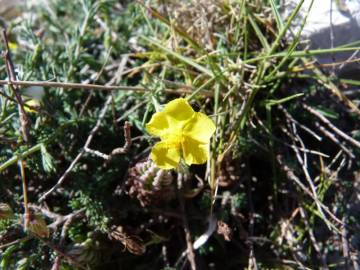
<box><xmin>163</xmin><ymin>98</ymin><xmax>194</xmax><ymax>124</ymax></box>
<box><xmin>145</xmin><ymin>111</ymin><xmax>169</xmax><ymax>137</ymax></box>
<box><xmin>146</xmin><ymin>98</ymin><xmax>195</xmax><ymax>138</ymax></box>
<box><xmin>150</xmin><ymin>141</ymin><xmax>181</xmax><ymax>170</ymax></box>
<box><xmin>181</xmin><ymin>136</ymin><xmax>210</xmax><ymax>165</ymax></box>
<box><xmin>183</xmin><ymin>112</ymin><xmax>216</xmax><ymax>143</ymax></box>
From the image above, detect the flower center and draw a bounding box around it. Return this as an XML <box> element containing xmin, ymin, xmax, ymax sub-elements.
<box><xmin>163</xmin><ymin>132</ymin><xmax>183</xmax><ymax>150</ymax></box>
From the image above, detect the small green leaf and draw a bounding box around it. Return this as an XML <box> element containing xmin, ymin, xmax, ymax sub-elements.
<box><xmin>265</xmin><ymin>93</ymin><xmax>304</xmax><ymax>107</ymax></box>
<box><xmin>314</xmin><ymin>107</ymin><xmax>339</xmax><ymax>119</ymax></box>
<box><xmin>40</xmin><ymin>144</ymin><xmax>55</xmax><ymax>173</ymax></box>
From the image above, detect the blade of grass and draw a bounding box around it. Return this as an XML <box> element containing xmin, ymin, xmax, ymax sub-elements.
<box><xmin>137</xmin><ymin>2</ymin><xmax>201</xmax><ymax>51</ymax></box>
<box><xmin>265</xmin><ymin>0</ymin><xmax>315</xmax><ymax>81</ymax></box>
<box><xmin>269</xmin><ymin>0</ymin><xmax>284</xmax><ymax>31</ymax></box>
<box><xmin>308</xmin><ymin>62</ymin><xmax>360</xmax><ymax>116</ymax></box>
<box><xmin>248</xmin><ymin>13</ymin><xmax>270</xmax><ymax>51</ymax></box>
<box><xmin>265</xmin><ymin>93</ymin><xmax>304</xmax><ymax>107</ymax></box>
<box><xmin>141</xmin><ymin>36</ymin><xmax>214</xmax><ymax>77</ymax></box>
<box><xmin>268</xmin><ymin>0</ymin><xmax>305</xmax><ymax>55</ymax></box>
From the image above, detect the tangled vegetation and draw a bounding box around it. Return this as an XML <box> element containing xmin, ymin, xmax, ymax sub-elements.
<box><xmin>0</xmin><ymin>0</ymin><xmax>359</xmax><ymax>269</ymax></box>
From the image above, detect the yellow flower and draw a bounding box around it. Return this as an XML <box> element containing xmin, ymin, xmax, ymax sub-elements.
<box><xmin>146</xmin><ymin>98</ymin><xmax>216</xmax><ymax>170</ymax></box>
<box><xmin>24</xmin><ymin>99</ymin><xmax>40</xmax><ymax>113</ymax></box>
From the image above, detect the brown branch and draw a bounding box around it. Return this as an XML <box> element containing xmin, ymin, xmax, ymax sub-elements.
<box><xmin>316</xmin><ymin>122</ymin><xmax>355</xmax><ymax>158</ymax></box>
<box><xmin>27</xmin><ymin>205</ymin><xmax>86</xmax><ymax>270</ymax></box>
<box><xmin>276</xmin><ymin>155</ymin><xmax>343</xmax><ymax>228</ymax></box>
<box><xmin>51</xmin><ymin>208</ymin><xmax>85</xmax><ymax>270</ymax></box>
<box><xmin>279</xmin><ymin>105</ymin><xmax>322</xmax><ymax>141</ymax></box>
<box><xmin>286</xmin><ymin>121</ymin><xmax>330</xmax><ymax>228</ymax></box>
<box><xmin>29</xmin><ymin>204</ymin><xmax>85</xmax><ymax>230</ymax></box>
<box><xmin>0</xmin><ymin>236</ymin><xmax>31</xmax><ymax>250</ymax></box>
<box><xmin>19</xmin><ymin>160</ymin><xmax>30</xmax><ymax>231</ymax></box>
<box><xmin>37</xmin><ymin>237</ymin><xmax>87</xmax><ymax>270</ymax></box>
<box><xmin>84</xmin><ymin>121</ymin><xmax>132</xmax><ymax>162</ymax></box>
<box><xmin>299</xmin><ymin>207</ymin><xmax>329</xmax><ymax>270</ymax></box>
<box><xmin>38</xmin><ymin>95</ymin><xmax>113</xmax><ymax>202</ymax></box>
<box><xmin>303</xmin><ymin>104</ymin><xmax>360</xmax><ymax>149</ymax></box>
<box><xmin>1</xmin><ymin>29</ymin><xmax>30</xmax><ymax>142</ymax></box>
<box><xmin>0</xmin><ymin>79</ymin><xmax>197</xmax><ymax>95</ymax></box>
<box><xmin>177</xmin><ymin>173</ymin><xmax>197</xmax><ymax>270</ymax></box>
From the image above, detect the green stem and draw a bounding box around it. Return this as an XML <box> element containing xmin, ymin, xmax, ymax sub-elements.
<box><xmin>0</xmin><ymin>143</ymin><xmax>42</xmax><ymax>172</ymax></box>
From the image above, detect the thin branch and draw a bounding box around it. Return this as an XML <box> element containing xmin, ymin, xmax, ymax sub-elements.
<box><xmin>276</xmin><ymin>155</ymin><xmax>343</xmax><ymax>228</ymax></box>
<box><xmin>341</xmin><ymin>218</ymin><xmax>350</xmax><ymax>270</ymax></box>
<box><xmin>84</xmin><ymin>121</ymin><xmax>132</xmax><ymax>161</ymax></box>
<box><xmin>316</xmin><ymin>122</ymin><xmax>355</xmax><ymax>158</ymax></box>
<box><xmin>50</xmin><ymin>208</ymin><xmax>85</xmax><ymax>270</ymax></box>
<box><xmin>38</xmin><ymin>95</ymin><xmax>113</xmax><ymax>202</ymax></box>
<box><xmin>1</xmin><ymin>29</ymin><xmax>30</xmax><ymax>142</ymax></box>
<box><xmin>0</xmin><ymin>79</ymin><xmax>195</xmax><ymax>95</ymax></box>
<box><xmin>283</xmin><ymin>122</ymin><xmax>330</xmax><ymax>229</ymax></box>
<box><xmin>177</xmin><ymin>173</ymin><xmax>197</xmax><ymax>270</ymax></box>
<box><xmin>278</xmin><ymin>105</ymin><xmax>322</xmax><ymax>141</ymax></box>
<box><xmin>0</xmin><ymin>236</ymin><xmax>31</xmax><ymax>250</ymax></box>
<box><xmin>19</xmin><ymin>160</ymin><xmax>30</xmax><ymax>231</ymax></box>
<box><xmin>299</xmin><ymin>207</ymin><xmax>329</xmax><ymax>270</ymax></box>
<box><xmin>303</xmin><ymin>104</ymin><xmax>360</xmax><ymax>149</ymax></box>
<box><xmin>29</xmin><ymin>204</ymin><xmax>85</xmax><ymax>230</ymax></box>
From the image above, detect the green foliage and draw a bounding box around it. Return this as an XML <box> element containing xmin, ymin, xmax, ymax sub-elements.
<box><xmin>0</xmin><ymin>0</ymin><xmax>359</xmax><ymax>269</ymax></box>
<box><xmin>69</xmin><ymin>191</ymin><xmax>109</xmax><ymax>233</ymax></box>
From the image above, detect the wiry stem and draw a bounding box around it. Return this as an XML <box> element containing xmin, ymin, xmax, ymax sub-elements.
<box><xmin>19</xmin><ymin>160</ymin><xmax>30</xmax><ymax>231</ymax></box>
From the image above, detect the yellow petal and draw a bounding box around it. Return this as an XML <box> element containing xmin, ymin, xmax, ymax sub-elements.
<box><xmin>9</xmin><ymin>42</ymin><xmax>18</xmax><ymax>51</ymax></box>
<box><xmin>163</xmin><ymin>98</ymin><xmax>194</xmax><ymax>124</ymax></box>
<box><xmin>150</xmin><ymin>141</ymin><xmax>181</xmax><ymax>170</ymax></box>
<box><xmin>146</xmin><ymin>98</ymin><xmax>195</xmax><ymax>138</ymax></box>
<box><xmin>181</xmin><ymin>137</ymin><xmax>210</xmax><ymax>165</ymax></box>
<box><xmin>183</xmin><ymin>112</ymin><xmax>216</xmax><ymax>143</ymax></box>
<box><xmin>145</xmin><ymin>111</ymin><xmax>169</xmax><ymax>137</ymax></box>
<box><xmin>24</xmin><ymin>99</ymin><xmax>40</xmax><ymax>113</ymax></box>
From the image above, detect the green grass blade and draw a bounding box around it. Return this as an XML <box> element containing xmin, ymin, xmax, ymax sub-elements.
<box><xmin>269</xmin><ymin>0</ymin><xmax>284</xmax><ymax>30</ymax></box>
<box><xmin>141</xmin><ymin>36</ymin><xmax>214</xmax><ymax>77</ymax></box>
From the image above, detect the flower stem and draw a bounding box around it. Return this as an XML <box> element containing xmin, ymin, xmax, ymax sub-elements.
<box><xmin>0</xmin><ymin>143</ymin><xmax>42</xmax><ymax>172</ymax></box>
<box><xmin>19</xmin><ymin>160</ymin><xmax>30</xmax><ymax>231</ymax></box>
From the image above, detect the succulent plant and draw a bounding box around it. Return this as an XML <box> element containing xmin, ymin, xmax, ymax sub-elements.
<box><xmin>126</xmin><ymin>160</ymin><xmax>175</xmax><ymax>206</ymax></box>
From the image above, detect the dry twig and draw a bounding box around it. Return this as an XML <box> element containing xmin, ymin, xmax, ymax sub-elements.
<box><xmin>84</xmin><ymin>121</ymin><xmax>132</xmax><ymax>162</ymax></box>
<box><xmin>177</xmin><ymin>173</ymin><xmax>197</xmax><ymax>270</ymax></box>
<box><xmin>0</xmin><ymin>79</ymin><xmax>197</xmax><ymax>95</ymax></box>
<box><xmin>38</xmin><ymin>95</ymin><xmax>113</xmax><ymax>202</ymax></box>
<box><xmin>316</xmin><ymin>122</ymin><xmax>355</xmax><ymax>158</ymax></box>
<box><xmin>303</xmin><ymin>104</ymin><xmax>360</xmax><ymax>149</ymax></box>
<box><xmin>276</xmin><ymin>155</ymin><xmax>343</xmax><ymax>228</ymax></box>
<box><xmin>299</xmin><ymin>207</ymin><xmax>329</xmax><ymax>270</ymax></box>
<box><xmin>1</xmin><ymin>29</ymin><xmax>30</xmax><ymax>142</ymax></box>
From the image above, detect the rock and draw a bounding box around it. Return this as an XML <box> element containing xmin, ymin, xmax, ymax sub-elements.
<box><xmin>0</xmin><ymin>0</ymin><xmax>25</xmax><ymax>19</ymax></box>
<box><xmin>281</xmin><ymin>0</ymin><xmax>360</xmax><ymax>75</ymax></box>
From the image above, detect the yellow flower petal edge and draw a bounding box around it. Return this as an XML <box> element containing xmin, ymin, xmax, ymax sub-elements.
<box><xmin>150</xmin><ymin>141</ymin><xmax>181</xmax><ymax>170</ymax></box>
<box><xmin>145</xmin><ymin>111</ymin><xmax>169</xmax><ymax>138</ymax></box>
<box><xmin>182</xmin><ymin>137</ymin><xmax>209</xmax><ymax>165</ymax></box>
<box><xmin>183</xmin><ymin>112</ymin><xmax>216</xmax><ymax>143</ymax></box>
<box><xmin>163</xmin><ymin>98</ymin><xmax>194</xmax><ymax>122</ymax></box>
<box><xmin>146</xmin><ymin>98</ymin><xmax>216</xmax><ymax>170</ymax></box>
<box><xmin>145</xmin><ymin>98</ymin><xmax>195</xmax><ymax>138</ymax></box>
